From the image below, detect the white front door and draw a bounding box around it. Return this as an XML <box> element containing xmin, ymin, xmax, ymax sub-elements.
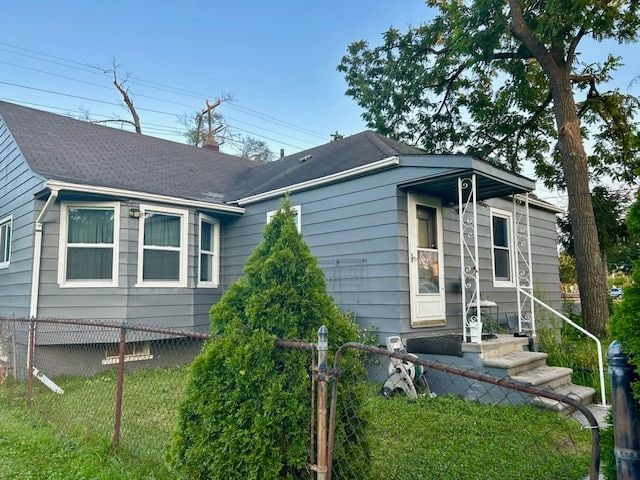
<box><xmin>408</xmin><ymin>193</ymin><xmax>446</xmax><ymax>327</ymax></box>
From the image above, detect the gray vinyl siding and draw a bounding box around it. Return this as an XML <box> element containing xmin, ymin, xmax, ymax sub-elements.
<box><xmin>224</xmin><ymin>164</ymin><xmax>561</xmax><ymax>341</ymax></box>
<box><xmin>36</xmin><ymin>198</ymin><xmax>224</xmax><ymax>338</ymax></box>
<box><xmin>0</xmin><ymin>115</ymin><xmax>45</xmax><ymax>318</ymax></box>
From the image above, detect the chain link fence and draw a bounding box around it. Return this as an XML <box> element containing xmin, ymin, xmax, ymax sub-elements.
<box><xmin>0</xmin><ymin>317</ymin><xmax>602</xmax><ymax>479</ymax></box>
<box><xmin>0</xmin><ymin>316</ymin><xmax>316</xmax><ymax>476</ymax></box>
<box><xmin>325</xmin><ymin>340</ymin><xmax>601</xmax><ymax>480</ymax></box>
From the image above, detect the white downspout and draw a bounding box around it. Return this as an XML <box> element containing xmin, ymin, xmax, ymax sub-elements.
<box><xmin>29</xmin><ymin>189</ymin><xmax>58</xmax><ymax>318</ymax></box>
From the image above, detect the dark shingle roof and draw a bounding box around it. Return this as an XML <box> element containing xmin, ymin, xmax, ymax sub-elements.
<box><xmin>0</xmin><ymin>101</ymin><xmax>259</xmax><ymax>204</ymax></box>
<box><xmin>0</xmin><ymin>102</ymin><xmax>427</xmax><ymax>205</ymax></box>
<box><xmin>224</xmin><ymin>130</ymin><xmax>424</xmax><ymax>201</ymax></box>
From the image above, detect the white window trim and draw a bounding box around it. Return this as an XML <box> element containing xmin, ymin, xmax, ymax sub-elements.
<box><xmin>101</xmin><ymin>341</ymin><xmax>153</xmax><ymax>365</ymax></box>
<box><xmin>266</xmin><ymin>204</ymin><xmax>302</xmax><ymax>233</ymax></box>
<box><xmin>136</xmin><ymin>203</ymin><xmax>189</xmax><ymax>288</ymax></box>
<box><xmin>489</xmin><ymin>207</ymin><xmax>516</xmax><ymax>288</ymax></box>
<box><xmin>197</xmin><ymin>214</ymin><xmax>220</xmax><ymax>288</ymax></box>
<box><xmin>58</xmin><ymin>202</ymin><xmax>120</xmax><ymax>288</ymax></box>
<box><xmin>0</xmin><ymin>214</ymin><xmax>12</xmax><ymax>269</ymax></box>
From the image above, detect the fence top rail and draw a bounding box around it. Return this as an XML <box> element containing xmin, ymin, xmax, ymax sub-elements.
<box><xmin>332</xmin><ymin>341</ymin><xmax>601</xmax><ymax>429</ymax></box>
<box><xmin>0</xmin><ymin>316</ymin><xmax>316</xmax><ymax>351</ymax></box>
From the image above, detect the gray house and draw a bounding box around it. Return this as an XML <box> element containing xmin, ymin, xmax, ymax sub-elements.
<box><xmin>0</xmin><ymin>101</ymin><xmax>564</xmax><ymax>371</ymax></box>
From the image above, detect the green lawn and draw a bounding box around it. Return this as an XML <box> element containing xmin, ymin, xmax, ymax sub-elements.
<box><xmin>0</xmin><ymin>367</ymin><xmax>592</xmax><ymax>479</ymax></box>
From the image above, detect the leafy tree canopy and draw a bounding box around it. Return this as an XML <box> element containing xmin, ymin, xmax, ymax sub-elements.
<box><xmin>558</xmin><ymin>185</ymin><xmax>630</xmax><ymax>261</ymax></box>
<box><xmin>338</xmin><ymin>0</ymin><xmax>640</xmax><ymax>189</ymax></box>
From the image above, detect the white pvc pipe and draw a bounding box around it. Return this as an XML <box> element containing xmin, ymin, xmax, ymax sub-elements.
<box><xmin>29</xmin><ymin>190</ymin><xmax>58</xmax><ymax>318</ymax></box>
<box><xmin>519</xmin><ymin>288</ymin><xmax>607</xmax><ymax>406</ymax></box>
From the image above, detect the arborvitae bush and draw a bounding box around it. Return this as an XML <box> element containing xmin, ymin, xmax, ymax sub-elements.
<box><xmin>172</xmin><ymin>201</ymin><xmax>370</xmax><ymax>479</ymax></box>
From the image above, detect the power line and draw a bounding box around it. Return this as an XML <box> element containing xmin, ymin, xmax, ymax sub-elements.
<box><xmin>0</xmin><ymin>95</ymin><xmax>307</xmax><ymax>150</ymax></box>
<box><xmin>0</xmin><ymin>41</ymin><xmax>330</xmax><ymax>140</ymax></box>
<box><xmin>0</xmin><ymin>83</ymin><xmax>308</xmax><ymax>150</ymax></box>
<box><xmin>0</xmin><ymin>61</ymin><xmax>317</xmax><ymax>145</ymax></box>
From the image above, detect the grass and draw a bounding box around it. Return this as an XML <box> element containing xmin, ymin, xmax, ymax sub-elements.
<box><xmin>1</xmin><ymin>366</ymin><xmax>592</xmax><ymax>479</ymax></box>
<box><xmin>365</xmin><ymin>391</ymin><xmax>591</xmax><ymax>480</ymax></box>
<box><xmin>0</xmin><ymin>407</ymin><xmax>143</xmax><ymax>479</ymax></box>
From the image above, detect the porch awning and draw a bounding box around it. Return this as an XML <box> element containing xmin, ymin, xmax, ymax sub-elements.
<box><xmin>397</xmin><ymin>157</ymin><xmax>536</xmax><ymax>203</ymax></box>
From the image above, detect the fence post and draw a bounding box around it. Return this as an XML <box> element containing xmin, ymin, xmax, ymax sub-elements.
<box><xmin>112</xmin><ymin>325</ymin><xmax>127</xmax><ymax>450</ymax></box>
<box><xmin>26</xmin><ymin>318</ymin><xmax>35</xmax><ymax>407</ymax></box>
<box><xmin>316</xmin><ymin>325</ymin><xmax>329</xmax><ymax>480</ymax></box>
<box><xmin>608</xmin><ymin>340</ymin><xmax>640</xmax><ymax>479</ymax></box>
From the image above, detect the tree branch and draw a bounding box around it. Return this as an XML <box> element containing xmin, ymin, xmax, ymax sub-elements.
<box><xmin>571</xmin><ymin>74</ymin><xmax>595</xmax><ymax>83</ymax></box>
<box><xmin>508</xmin><ymin>0</ymin><xmax>558</xmax><ymax>76</ymax></box>
<box><xmin>91</xmin><ymin>119</ymin><xmax>137</xmax><ymax>127</ymax></box>
<box><xmin>492</xmin><ymin>51</ymin><xmax>534</xmax><ymax>60</ymax></box>
<box><xmin>104</xmin><ymin>60</ymin><xmax>142</xmax><ymax>134</ymax></box>
<box><xmin>566</xmin><ymin>27</ymin><xmax>587</xmax><ymax>66</ymax></box>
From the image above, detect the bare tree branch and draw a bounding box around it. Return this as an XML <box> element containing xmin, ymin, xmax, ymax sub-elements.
<box><xmin>103</xmin><ymin>60</ymin><xmax>142</xmax><ymax>134</ymax></box>
<box><xmin>91</xmin><ymin>119</ymin><xmax>138</xmax><ymax>127</ymax></box>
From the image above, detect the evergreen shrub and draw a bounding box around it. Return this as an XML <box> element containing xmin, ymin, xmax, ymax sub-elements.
<box><xmin>172</xmin><ymin>201</ymin><xmax>370</xmax><ymax>479</ymax></box>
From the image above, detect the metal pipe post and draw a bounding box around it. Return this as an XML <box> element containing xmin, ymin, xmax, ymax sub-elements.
<box><xmin>112</xmin><ymin>326</ymin><xmax>127</xmax><ymax>449</ymax></box>
<box><xmin>26</xmin><ymin>318</ymin><xmax>35</xmax><ymax>407</ymax></box>
<box><xmin>608</xmin><ymin>341</ymin><xmax>640</xmax><ymax>479</ymax></box>
<box><xmin>316</xmin><ymin>325</ymin><xmax>329</xmax><ymax>480</ymax></box>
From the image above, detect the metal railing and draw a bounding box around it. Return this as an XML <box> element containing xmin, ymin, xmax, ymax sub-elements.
<box><xmin>518</xmin><ymin>288</ymin><xmax>607</xmax><ymax>407</ymax></box>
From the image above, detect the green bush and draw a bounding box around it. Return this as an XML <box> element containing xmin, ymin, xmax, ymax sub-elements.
<box><xmin>171</xmin><ymin>201</ymin><xmax>370</xmax><ymax>479</ymax></box>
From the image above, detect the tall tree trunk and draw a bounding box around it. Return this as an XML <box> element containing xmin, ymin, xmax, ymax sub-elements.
<box><xmin>508</xmin><ymin>0</ymin><xmax>609</xmax><ymax>335</ymax></box>
<box><xmin>550</xmin><ymin>73</ymin><xmax>609</xmax><ymax>335</ymax></box>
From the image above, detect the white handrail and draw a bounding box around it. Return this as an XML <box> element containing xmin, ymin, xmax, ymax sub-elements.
<box><xmin>518</xmin><ymin>288</ymin><xmax>607</xmax><ymax>407</ymax></box>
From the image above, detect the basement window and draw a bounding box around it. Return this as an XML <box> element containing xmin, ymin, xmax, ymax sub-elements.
<box><xmin>102</xmin><ymin>341</ymin><xmax>153</xmax><ymax>365</ymax></box>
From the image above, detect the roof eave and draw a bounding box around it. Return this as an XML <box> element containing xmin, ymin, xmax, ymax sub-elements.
<box><xmin>44</xmin><ymin>179</ymin><xmax>245</xmax><ymax>214</ymax></box>
<box><xmin>232</xmin><ymin>155</ymin><xmax>401</xmax><ymax>206</ymax></box>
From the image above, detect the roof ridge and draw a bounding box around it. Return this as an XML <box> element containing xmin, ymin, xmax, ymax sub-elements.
<box><xmin>0</xmin><ymin>100</ymin><xmax>255</xmax><ymax>166</ymax></box>
<box><xmin>363</xmin><ymin>130</ymin><xmax>397</xmax><ymax>157</ymax></box>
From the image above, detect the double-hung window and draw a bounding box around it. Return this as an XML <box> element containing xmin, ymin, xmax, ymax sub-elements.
<box><xmin>0</xmin><ymin>215</ymin><xmax>12</xmax><ymax>269</ymax></box>
<box><xmin>58</xmin><ymin>203</ymin><xmax>120</xmax><ymax>287</ymax></box>
<box><xmin>266</xmin><ymin>204</ymin><xmax>302</xmax><ymax>232</ymax></box>
<box><xmin>137</xmin><ymin>204</ymin><xmax>188</xmax><ymax>287</ymax></box>
<box><xmin>490</xmin><ymin>208</ymin><xmax>515</xmax><ymax>287</ymax></box>
<box><xmin>198</xmin><ymin>214</ymin><xmax>220</xmax><ymax>288</ymax></box>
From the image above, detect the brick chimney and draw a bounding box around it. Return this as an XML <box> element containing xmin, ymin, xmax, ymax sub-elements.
<box><xmin>203</xmin><ymin>132</ymin><xmax>219</xmax><ymax>152</ymax></box>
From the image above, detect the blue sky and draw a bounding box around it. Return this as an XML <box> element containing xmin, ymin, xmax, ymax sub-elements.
<box><xmin>1</xmin><ymin>1</ymin><xmax>638</xmax><ymax>204</ymax></box>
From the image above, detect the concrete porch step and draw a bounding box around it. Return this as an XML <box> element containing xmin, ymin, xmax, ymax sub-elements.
<box><xmin>462</xmin><ymin>335</ymin><xmax>530</xmax><ymax>359</ymax></box>
<box><xmin>482</xmin><ymin>351</ymin><xmax>548</xmax><ymax>376</ymax></box>
<box><xmin>531</xmin><ymin>384</ymin><xmax>596</xmax><ymax>414</ymax></box>
<box><xmin>509</xmin><ymin>365</ymin><xmax>573</xmax><ymax>390</ymax></box>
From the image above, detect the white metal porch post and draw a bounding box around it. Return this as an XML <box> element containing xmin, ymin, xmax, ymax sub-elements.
<box><xmin>458</xmin><ymin>175</ymin><xmax>481</xmax><ymax>343</ymax></box>
<box><xmin>513</xmin><ymin>193</ymin><xmax>536</xmax><ymax>334</ymax></box>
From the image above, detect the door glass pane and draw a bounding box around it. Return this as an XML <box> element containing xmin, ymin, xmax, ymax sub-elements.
<box><xmin>201</xmin><ymin>221</ymin><xmax>212</xmax><ymax>251</ymax></box>
<box><xmin>492</xmin><ymin>216</ymin><xmax>509</xmax><ymax>248</ymax></box>
<box><xmin>67</xmin><ymin>247</ymin><xmax>113</xmax><ymax>280</ymax></box>
<box><xmin>144</xmin><ymin>214</ymin><xmax>180</xmax><ymax>247</ymax></box>
<box><xmin>416</xmin><ymin>206</ymin><xmax>437</xmax><ymax>249</ymax></box>
<box><xmin>143</xmin><ymin>249</ymin><xmax>180</xmax><ymax>280</ymax></box>
<box><xmin>418</xmin><ymin>250</ymin><xmax>439</xmax><ymax>294</ymax></box>
<box><xmin>494</xmin><ymin>249</ymin><xmax>511</xmax><ymax>280</ymax></box>
<box><xmin>68</xmin><ymin>208</ymin><xmax>114</xmax><ymax>244</ymax></box>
